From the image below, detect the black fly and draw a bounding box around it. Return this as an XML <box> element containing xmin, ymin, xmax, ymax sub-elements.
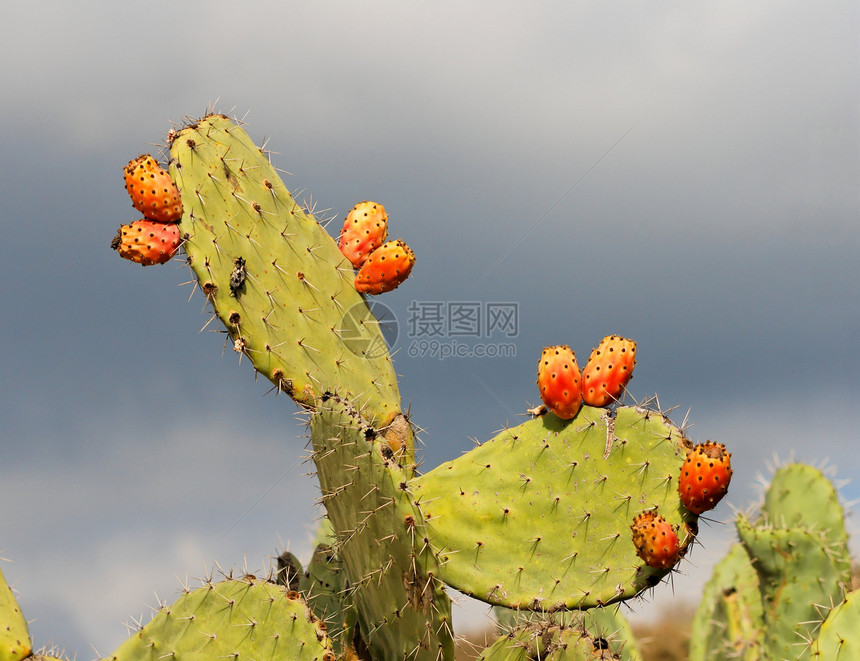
<box><xmin>230</xmin><ymin>257</ymin><xmax>246</xmax><ymax>297</ymax></box>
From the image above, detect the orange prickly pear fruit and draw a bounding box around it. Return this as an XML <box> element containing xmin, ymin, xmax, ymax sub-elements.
<box><xmin>631</xmin><ymin>510</ymin><xmax>681</xmax><ymax>570</ymax></box>
<box><xmin>678</xmin><ymin>441</ymin><xmax>733</xmax><ymax>514</ymax></box>
<box><xmin>111</xmin><ymin>219</ymin><xmax>182</xmax><ymax>266</ymax></box>
<box><xmin>581</xmin><ymin>335</ymin><xmax>636</xmax><ymax>407</ymax></box>
<box><xmin>123</xmin><ymin>154</ymin><xmax>183</xmax><ymax>223</ymax></box>
<box><xmin>338</xmin><ymin>201</ymin><xmax>388</xmax><ymax>268</ymax></box>
<box><xmin>536</xmin><ymin>345</ymin><xmax>582</xmax><ymax>420</ymax></box>
<box><xmin>354</xmin><ymin>239</ymin><xmax>415</xmax><ymax>294</ymax></box>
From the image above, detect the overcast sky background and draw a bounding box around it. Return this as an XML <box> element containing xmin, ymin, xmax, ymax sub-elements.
<box><xmin>1</xmin><ymin>1</ymin><xmax>858</xmax><ymax>657</ymax></box>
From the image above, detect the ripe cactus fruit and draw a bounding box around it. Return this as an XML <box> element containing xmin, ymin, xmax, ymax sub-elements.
<box><xmin>581</xmin><ymin>335</ymin><xmax>636</xmax><ymax>407</ymax></box>
<box><xmin>338</xmin><ymin>201</ymin><xmax>388</xmax><ymax>268</ymax></box>
<box><xmin>630</xmin><ymin>511</ymin><xmax>681</xmax><ymax>570</ymax></box>
<box><xmin>678</xmin><ymin>441</ymin><xmax>733</xmax><ymax>515</ymax></box>
<box><xmin>123</xmin><ymin>154</ymin><xmax>183</xmax><ymax>223</ymax></box>
<box><xmin>536</xmin><ymin>345</ymin><xmax>582</xmax><ymax>420</ymax></box>
<box><xmin>111</xmin><ymin>218</ymin><xmax>181</xmax><ymax>266</ymax></box>
<box><xmin>354</xmin><ymin>239</ymin><xmax>415</xmax><ymax>294</ymax></box>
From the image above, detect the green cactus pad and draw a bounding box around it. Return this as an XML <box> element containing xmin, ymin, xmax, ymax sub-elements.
<box><xmin>810</xmin><ymin>588</ymin><xmax>860</xmax><ymax>658</ymax></box>
<box><xmin>736</xmin><ymin>516</ymin><xmax>844</xmax><ymax>661</ymax></box>
<box><xmin>689</xmin><ymin>543</ymin><xmax>762</xmax><ymax>661</ymax></box>
<box><xmin>411</xmin><ymin>405</ymin><xmax>697</xmax><ymax>610</ymax></box>
<box><xmin>0</xmin><ymin>566</ymin><xmax>32</xmax><ymax>661</ymax></box>
<box><xmin>494</xmin><ymin>606</ymin><xmax>641</xmax><ymax>661</ymax></box>
<box><xmin>104</xmin><ymin>576</ymin><xmax>333</xmax><ymax>661</ymax></box>
<box><xmin>310</xmin><ymin>395</ymin><xmax>454</xmax><ymax>660</ymax></box>
<box><xmin>298</xmin><ymin>543</ymin><xmax>353</xmax><ymax>655</ymax></box>
<box><xmin>479</xmin><ymin>623</ymin><xmax>623</xmax><ymax>660</ymax></box>
<box><xmin>761</xmin><ymin>463</ymin><xmax>852</xmax><ymax>582</ymax></box>
<box><xmin>168</xmin><ymin>115</ymin><xmax>403</xmax><ymax>430</ymax></box>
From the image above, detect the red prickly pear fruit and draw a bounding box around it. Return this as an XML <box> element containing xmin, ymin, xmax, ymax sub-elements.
<box><xmin>631</xmin><ymin>510</ymin><xmax>681</xmax><ymax>570</ymax></box>
<box><xmin>581</xmin><ymin>335</ymin><xmax>637</xmax><ymax>407</ymax></box>
<box><xmin>678</xmin><ymin>441</ymin><xmax>733</xmax><ymax>515</ymax></box>
<box><xmin>354</xmin><ymin>239</ymin><xmax>415</xmax><ymax>294</ymax></box>
<box><xmin>111</xmin><ymin>219</ymin><xmax>182</xmax><ymax>266</ymax></box>
<box><xmin>536</xmin><ymin>345</ymin><xmax>582</xmax><ymax>420</ymax></box>
<box><xmin>338</xmin><ymin>201</ymin><xmax>388</xmax><ymax>268</ymax></box>
<box><xmin>123</xmin><ymin>154</ymin><xmax>183</xmax><ymax>223</ymax></box>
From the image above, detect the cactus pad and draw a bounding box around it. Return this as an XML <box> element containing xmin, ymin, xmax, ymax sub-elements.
<box><xmin>761</xmin><ymin>463</ymin><xmax>852</xmax><ymax>581</ymax></box>
<box><xmin>0</xmin><ymin>566</ymin><xmax>31</xmax><ymax>661</ymax></box>
<box><xmin>104</xmin><ymin>576</ymin><xmax>333</xmax><ymax>661</ymax></box>
<box><xmin>688</xmin><ymin>543</ymin><xmax>762</xmax><ymax>661</ymax></box>
<box><xmin>411</xmin><ymin>405</ymin><xmax>697</xmax><ymax>610</ymax></box>
<box><xmin>810</xmin><ymin>588</ymin><xmax>860</xmax><ymax>658</ymax></box>
<box><xmin>168</xmin><ymin>115</ymin><xmax>403</xmax><ymax>430</ymax></box>
<box><xmin>736</xmin><ymin>516</ymin><xmax>844</xmax><ymax>660</ymax></box>
<box><xmin>310</xmin><ymin>395</ymin><xmax>454</xmax><ymax>660</ymax></box>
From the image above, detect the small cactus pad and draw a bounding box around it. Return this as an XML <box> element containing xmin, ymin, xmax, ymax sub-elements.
<box><xmin>736</xmin><ymin>516</ymin><xmax>844</xmax><ymax>660</ymax></box>
<box><xmin>494</xmin><ymin>607</ymin><xmax>642</xmax><ymax>661</ymax></box>
<box><xmin>168</xmin><ymin>115</ymin><xmax>402</xmax><ymax>430</ymax></box>
<box><xmin>761</xmin><ymin>463</ymin><xmax>852</xmax><ymax>580</ymax></box>
<box><xmin>298</xmin><ymin>544</ymin><xmax>352</xmax><ymax>656</ymax></box>
<box><xmin>479</xmin><ymin>622</ymin><xmax>623</xmax><ymax>660</ymax></box>
<box><xmin>810</xmin><ymin>588</ymin><xmax>860</xmax><ymax>658</ymax></box>
<box><xmin>411</xmin><ymin>405</ymin><xmax>698</xmax><ymax>610</ymax></box>
<box><xmin>0</xmin><ymin>566</ymin><xmax>32</xmax><ymax>661</ymax></box>
<box><xmin>104</xmin><ymin>576</ymin><xmax>334</xmax><ymax>661</ymax></box>
<box><xmin>688</xmin><ymin>543</ymin><xmax>763</xmax><ymax>661</ymax></box>
<box><xmin>310</xmin><ymin>396</ymin><xmax>454</xmax><ymax>660</ymax></box>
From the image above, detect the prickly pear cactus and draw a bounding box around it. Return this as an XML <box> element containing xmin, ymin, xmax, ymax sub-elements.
<box><xmin>104</xmin><ymin>576</ymin><xmax>334</xmax><ymax>661</ymax></box>
<box><xmin>761</xmin><ymin>463</ymin><xmax>852</xmax><ymax>580</ymax></box>
<box><xmin>809</xmin><ymin>588</ymin><xmax>860</xmax><ymax>658</ymax></box>
<box><xmin>479</xmin><ymin>621</ymin><xmax>623</xmax><ymax>660</ymax></box>
<box><xmin>168</xmin><ymin>115</ymin><xmax>404</xmax><ymax>435</ymax></box>
<box><xmin>411</xmin><ymin>405</ymin><xmax>697</xmax><ymax>610</ymax></box>
<box><xmin>0</xmin><ymin>566</ymin><xmax>32</xmax><ymax>661</ymax></box>
<box><xmin>692</xmin><ymin>462</ymin><xmax>855</xmax><ymax>661</ymax></box>
<box><xmin>310</xmin><ymin>395</ymin><xmax>455</xmax><ymax>660</ymax></box>
<box><xmin>494</xmin><ymin>606</ymin><xmax>642</xmax><ymax>661</ymax></box>
<box><xmin>97</xmin><ymin>113</ymin><xmax>746</xmax><ymax>661</ymax></box>
<box><xmin>298</xmin><ymin>543</ymin><xmax>352</xmax><ymax>655</ymax></box>
<box><xmin>688</xmin><ymin>543</ymin><xmax>762</xmax><ymax>661</ymax></box>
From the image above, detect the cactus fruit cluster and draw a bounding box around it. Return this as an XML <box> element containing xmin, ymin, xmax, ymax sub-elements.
<box><xmin>6</xmin><ymin>111</ymin><xmax>854</xmax><ymax>660</ymax></box>
<box><xmin>536</xmin><ymin>336</ymin><xmax>636</xmax><ymax>421</ymax></box>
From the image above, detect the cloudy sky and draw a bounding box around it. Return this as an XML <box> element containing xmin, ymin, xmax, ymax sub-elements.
<box><xmin>1</xmin><ymin>1</ymin><xmax>857</xmax><ymax>656</ymax></box>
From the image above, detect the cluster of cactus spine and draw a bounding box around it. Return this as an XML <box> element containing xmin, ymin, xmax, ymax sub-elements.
<box><xmin>690</xmin><ymin>462</ymin><xmax>858</xmax><ymax>660</ymax></box>
<box><xmin>14</xmin><ymin>112</ymin><xmax>857</xmax><ymax>660</ymax></box>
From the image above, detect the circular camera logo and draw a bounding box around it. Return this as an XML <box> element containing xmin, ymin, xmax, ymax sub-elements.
<box><xmin>339</xmin><ymin>301</ymin><xmax>399</xmax><ymax>359</ymax></box>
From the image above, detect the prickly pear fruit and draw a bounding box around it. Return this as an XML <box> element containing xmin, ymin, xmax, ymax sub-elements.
<box><xmin>111</xmin><ymin>219</ymin><xmax>181</xmax><ymax>266</ymax></box>
<box><xmin>678</xmin><ymin>441</ymin><xmax>732</xmax><ymax>515</ymax></box>
<box><xmin>338</xmin><ymin>201</ymin><xmax>388</xmax><ymax>268</ymax></box>
<box><xmin>581</xmin><ymin>335</ymin><xmax>636</xmax><ymax>407</ymax></box>
<box><xmin>536</xmin><ymin>345</ymin><xmax>582</xmax><ymax>420</ymax></box>
<box><xmin>631</xmin><ymin>510</ymin><xmax>680</xmax><ymax>569</ymax></box>
<box><xmin>123</xmin><ymin>154</ymin><xmax>183</xmax><ymax>223</ymax></box>
<box><xmin>354</xmin><ymin>239</ymin><xmax>415</xmax><ymax>294</ymax></box>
